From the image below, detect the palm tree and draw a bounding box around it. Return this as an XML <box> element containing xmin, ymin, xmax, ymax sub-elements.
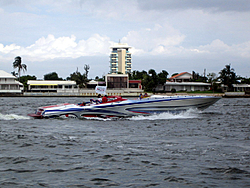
<box><xmin>218</xmin><ymin>64</ymin><xmax>238</xmax><ymax>91</ymax></box>
<box><xmin>13</xmin><ymin>56</ymin><xmax>27</xmax><ymax>81</ymax></box>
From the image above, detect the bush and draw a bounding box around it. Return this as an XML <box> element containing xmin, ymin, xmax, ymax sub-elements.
<box><xmin>171</xmin><ymin>88</ymin><xmax>176</xmax><ymax>93</ymax></box>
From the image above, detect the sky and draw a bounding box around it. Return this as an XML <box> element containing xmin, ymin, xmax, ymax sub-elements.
<box><xmin>0</xmin><ymin>0</ymin><xmax>250</xmax><ymax>79</ymax></box>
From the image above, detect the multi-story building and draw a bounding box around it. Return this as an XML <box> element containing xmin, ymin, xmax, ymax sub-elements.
<box><xmin>0</xmin><ymin>70</ymin><xmax>23</xmax><ymax>94</ymax></box>
<box><xmin>110</xmin><ymin>43</ymin><xmax>132</xmax><ymax>74</ymax></box>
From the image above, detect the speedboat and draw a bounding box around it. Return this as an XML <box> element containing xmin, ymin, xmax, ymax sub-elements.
<box><xmin>28</xmin><ymin>95</ymin><xmax>220</xmax><ymax>119</ymax></box>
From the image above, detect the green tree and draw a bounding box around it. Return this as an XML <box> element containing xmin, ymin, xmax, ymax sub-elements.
<box><xmin>171</xmin><ymin>73</ymin><xmax>179</xmax><ymax>77</ymax></box>
<box><xmin>192</xmin><ymin>71</ymin><xmax>208</xmax><ymax>82</ymax></box>
<box><xmin>84</xmin><ymin>64</ymin><xmax>90</xmax><ymax>79</ymax></box>
<box><xmin>68</xmin><ymin>71</ymin><xmax>86</xmax><ymax>88</ymax></box>
<box><xmin>207</xmin><ymin>72</ymin><xmax>218</xmax><ymax>92</ymax></box>
<box><xmin>20</xmin><ymin>75</ymin><xmax>37</xmax><ymax>91</ymax></box>
<box><xmin>130</xmin><ymin>69</ymin><xmax>169</xmax><ymax>92</ymax></box>
<box><xmin>239</xmin><ymin>77</ymin><xmax>250</xmax><ymax>84</ymax></box>
<box><xmin>13</xmin><ymin>56</ymin><xmax>27</xmax><ymax>81</ymax></box>
<box><xmin>158</xmin><ymin>70</ymin><xmax>169</xmax><ymax>85</ymax></box>
<box><xmin>129</xmin><ymin>70</ymin><xmax>147</xmax><ymax>80</ymax></box>
<box><xmin>67</xmin><ymin>65</ymin><xmax>90</xmax><ymax>88</ymax></box>
<box><xmin>95</xmin><ymin>76</ymin><xmax>105</xmax><ymax>81</ymax></box>
<box><xmin>44</xmin><ymin>72</ymin><xmax>63</xmax><ymax>80</ymax></box>
<box><xmin>218</xmin><ymin>64</ymin><xmax>239</xmax><ymax>91</ymax></box>
<box><xmin>11</xmin><ymin>71</ymin><xmax>18</xmax><ymax>77</ymax></box>
<box><xmin>141</xmin><ymin>69</ymin><xmax>159</xmax><ymax>92</ymax></box>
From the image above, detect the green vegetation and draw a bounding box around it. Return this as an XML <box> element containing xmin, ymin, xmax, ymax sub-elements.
<box><xmin>218</xmin><ymin>64</ymin><xmax>239</xmax><ymax>91</ymax></box>
<box><xmin>129</xmin><ymin>69</ymin><xmax>169</xmax><ymax>92</ymax></box>
<box><xmin>10</xmin><ymin>56</ymin><xmax>248</xmax><ymax>93</ymax></box>
<box><xmin>20</xmin><ymin>75</ymin><xmax>37</xmax><ymax>91</ymax></box>
<box><xmin>66</xmin><ymin>65</ymin><xmax>90</xmax><ymax>88</ymax></box>
<box><xmin>44</xmin><ymin>72</ymin><xmax>63</xmax><ymax>80</ymax></box>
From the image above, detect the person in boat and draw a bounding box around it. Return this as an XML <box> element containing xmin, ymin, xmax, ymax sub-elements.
<box><xmin>79</xmin><ymin>102</ymin><xmax>86</xmax><ymax>106</ymax></box>
<box><xmin>90</xmin><ymin>98</ymin><xmax>96</xmax><ymax>105</ymax></box>
<box><xmin>102</xmin><ymin>95</ymin><xmax>108</xmax><ymax>103</ymax></box>
<box><xmin>96</xmin><ymin>94</ymin><xmax>102</xmax><ymax>104</ymax></box>
<box><xmin>139</xmin><ymin>93</ymin><xmax>143</xmax><ymax>99</ymax></box>
<box><xmin>143</xmin><ymin>93</ymin><xmax>149</xmax><ymax>98</ymax></box>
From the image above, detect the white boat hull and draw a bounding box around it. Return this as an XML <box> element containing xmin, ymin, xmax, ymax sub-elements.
<box><xmin>28</xmin><ymin>95</ymin><xmax>221</xmax><ymax>118</ymax></box>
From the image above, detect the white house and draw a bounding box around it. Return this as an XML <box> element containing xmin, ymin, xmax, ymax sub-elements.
<box><xmin>232</xmin><ymin>84</ymin><xmax>250</xmax><ymax>92</ymax></box>
<box><xmin>0</xmin><ymin>70</ymin><xmax>23</xmax><ymax>94</ymax></box>
<box><xmin>162</xmin><ymin>82</ymin><xmax>210</xmax><ymax>92</ymax></box>
<box><xmin>169</xmin><ymin>72</ymin><xmax>192</xmax><ymax>82</ymax></box>
<box><xmin>27</xmin><ymin>80</ymin><xmax>77</xmax><ymax>93</ymax></box>
<box><xmin>157</xmin><ymin>72</ymin><xmax>210</xmax><ymax>92</ymax></box>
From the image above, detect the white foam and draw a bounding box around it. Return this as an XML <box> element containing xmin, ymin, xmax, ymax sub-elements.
<box><xmin>83</xmin><ymin>116</ymin><xmax>112</xmax><ymax>121</ymax></box>
<box><xmin>127</xmin><ymin>109</ymin><xmax>199</xmax><ymax>121</ymax></box>
<box><xmin>0</xmin><ymin>113</ymin><xmax>30</xmax><ymax>120</ymax></box>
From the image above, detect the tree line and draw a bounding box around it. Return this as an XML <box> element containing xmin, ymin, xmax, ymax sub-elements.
<box><xmin>12</xmin><ymin>56</ymin><xmax>249</xmax><ymax>92</ymax></box>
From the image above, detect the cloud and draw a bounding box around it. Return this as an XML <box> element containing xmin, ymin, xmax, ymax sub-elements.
<box><xmin>190</xmin><ymin>39</ymin><xmax>250</xmax><ymax>58</ymax></box>
<box><xmin>137</xmin><ymin>0</ymin><xmax>250</xmax><ymax>12</ymax></box>
<box><xmin>0</xmin><ymin>34</ymin><xmax>112</xmax><ymax>61</ymax></box>
<box><xmin>122</xmin><ymin>24</ymin><xmax>186</xmax><ymax>55</ymax></box>
<box><xmin>1</xmin><ymin>30</ymin><xmax>249</xmax><ymax>65</ymax></box>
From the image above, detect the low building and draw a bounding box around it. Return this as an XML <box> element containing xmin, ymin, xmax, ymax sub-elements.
<box><xmin>0</xmin><ymin>70</ymin><xmax>23</xmax><ymax>94</ymax></box>
<box><xmin>157</xmin><ymin>72</ymin><xmax>210</xmax><ymax>92</ymax></box>
<box><xmin>129</xmin><ymin>80</ymin><xmax>142</xmax><ymax>89</ymax></box>
<box><xmin>27</xmin><ymin>80</ymin><xmax>77</xmax><ymax>93</ymax></box>
<box><xmin>232</xmin><ymin>84</ymin><xmax>250</xmax><ymax>92</ymax></box>
<box><xmin>105</xmin><ymin>74</ymin><xmax>129</xmax><ymax>89</ymax></box>
<box><xmin>161</xmin><ymin>82</ymin><xmax>210</xmax><ymax>92</ymax></box>
<box><xmin>103</xmin><ymin>74</ymin><xmax>143</xmax><ymax>95</ymax></box>
<box><xmin>86</xmin><ymin>80</ymin><xmax>106</xmax><ymax>89</ymax></box>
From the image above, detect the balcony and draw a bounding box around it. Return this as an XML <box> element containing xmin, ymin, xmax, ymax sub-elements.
<box><xmin>110</xmin><ymin>54</ymin><xmax>117</xmax><ymax>58</ymax></box>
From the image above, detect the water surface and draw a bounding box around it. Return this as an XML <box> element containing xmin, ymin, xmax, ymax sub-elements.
<box><xmin>0</xmin><ymin>97</ymin><xmax>250</xmax><ymax>187</ymax></box>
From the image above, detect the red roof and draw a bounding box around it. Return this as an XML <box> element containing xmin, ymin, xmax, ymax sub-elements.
<box><xmin>129</xmin><ymin>80</ymin><xmax>141</xmax><ymax>83</ymax></box>
<box><xmin>169</xmin><ymin>72</ymin><xmax>190</xmax><ymax>79</ymax></box>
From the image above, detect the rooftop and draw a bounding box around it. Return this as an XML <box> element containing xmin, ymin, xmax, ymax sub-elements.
<box><xmin>0</xmin><ymin>70</ymin><xmax>16</xmax><ymax>78</ymax></box>
<box><xmin>110</xmin><ymin>43</ymin><xmax>132</xmax><ymax>49</ymax></box>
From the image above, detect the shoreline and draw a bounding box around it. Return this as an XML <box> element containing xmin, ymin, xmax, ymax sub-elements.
<box><xmin>1</xmin><ymin>92</ymin><xmax>250</xmax><ymax>98</ymax></box>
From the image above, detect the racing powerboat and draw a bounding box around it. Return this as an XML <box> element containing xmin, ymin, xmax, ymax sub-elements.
<box><xmin>28</xmin><ymin>95</ymin><xmax>220</xmax><ymax>119</ymax></box>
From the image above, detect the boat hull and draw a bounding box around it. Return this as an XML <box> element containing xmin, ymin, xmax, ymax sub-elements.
<box><xmin>28</xmin><ymin>95</ymin><xmax>221</xmax><ymax>118</ymax></box>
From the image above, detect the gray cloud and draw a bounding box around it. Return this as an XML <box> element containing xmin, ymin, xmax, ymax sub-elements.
<box><xmin>137</xmin><ymin>0</ymin><xmax>250</xmax><ymax>12</ymax></box>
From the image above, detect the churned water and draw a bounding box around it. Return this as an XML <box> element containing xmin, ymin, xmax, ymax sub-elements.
<box><xmin>0</xmin><ymin>97</ymin><xmax>250</xmax><ymax>187</ymax></box>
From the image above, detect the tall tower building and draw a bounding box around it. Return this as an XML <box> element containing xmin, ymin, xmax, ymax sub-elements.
<box><xmin>110</xmin><ymin>43</ymin><xmax>132</xmax><ymax>74</ymax></box>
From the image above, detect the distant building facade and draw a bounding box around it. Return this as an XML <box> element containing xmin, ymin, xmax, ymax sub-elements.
<box><xmin>27</xmin><ymin>80</ymin><xmax>77</xmax><ymax>93</ymax></box>
<box><xmin>169</xmin><ymin>72</ymin><xmax>192</xmax><ymax>82</ymax></box>
<box><xmin>106</xmin><ymin>74</ymin><xmax>129</xmax><ymax>89</ymax></box>
<box><xmin>161</xmin><ymin>82</ymin><xmax>210</xmax><ymax>92</ymax></box>
<box><xmin>0</xmin><ymin>70</ymin><xmax>23</xmax><ymax>94</ymax></box>
<box><xmin>110</xmin><ymin>43</ymin><xmax>132</xmax><ymax>74</ymax></box>
<box><xmin>156</xmin><ymin>72</ymin><xmax>210</xmax><ymax>92</ymax></box>
<box><xmin>232</xmin><ymin>84</ymin><xmax>250</xmax><ymax>92</ymax></box>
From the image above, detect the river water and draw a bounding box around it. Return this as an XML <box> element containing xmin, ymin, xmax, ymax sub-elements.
<box><xmin>0</xmin><ymin>97</ymin><xmax>249</xmax><ymax>187</ymax></box>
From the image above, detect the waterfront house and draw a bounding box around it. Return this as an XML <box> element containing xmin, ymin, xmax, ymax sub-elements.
<box><xmin>232</xmin><ymin>84</ymin><xmax>250</xmax><ymax>93</ymax></box>
<box><xmin>169</xmin><ymin>72</ymin><xmax>192</xmax><ymax>82</ymax></box>
<box><xmin>0</xmin><ymin>70</ymin><xmax>23</xmax><ymax>94</ymax></box>
<box><xmin>156</xmin><ymin>72</ymin><xmax>210</xmax><ymax>92</ymax></box>
<box><xmin>27</xmin><ymin>80</ymin><xmax>77</xmax><ymax>93</ymax></box>
<box><xmin>160</xmin><ymin>82</ymin><xmax>210</xmax><ymax>92</ymax></box>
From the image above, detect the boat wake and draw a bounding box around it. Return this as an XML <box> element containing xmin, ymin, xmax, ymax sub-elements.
<box><xmin>127</xmin><ymin>109</ymin><xmax>200</xmax><ymax>121</ymax></box>
<box><xmin>0</xmin><ymin>113</ymin><xmax>30</xmax><ymax>120</ymax></box>
<box><xmin>79</xmin><ymin>109</ymin><xmax>200</xmax><ymax>121</ymax></box>
<box><xmin>82</xmin><ymin>117</ymin><xmax>112</xmax><ymax>121</ymax></box>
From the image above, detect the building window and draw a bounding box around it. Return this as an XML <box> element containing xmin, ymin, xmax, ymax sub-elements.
<box><xmin>107</xmin><ymin>76</ymin><xmax>128</xmax><ymax>88</ymax></box>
